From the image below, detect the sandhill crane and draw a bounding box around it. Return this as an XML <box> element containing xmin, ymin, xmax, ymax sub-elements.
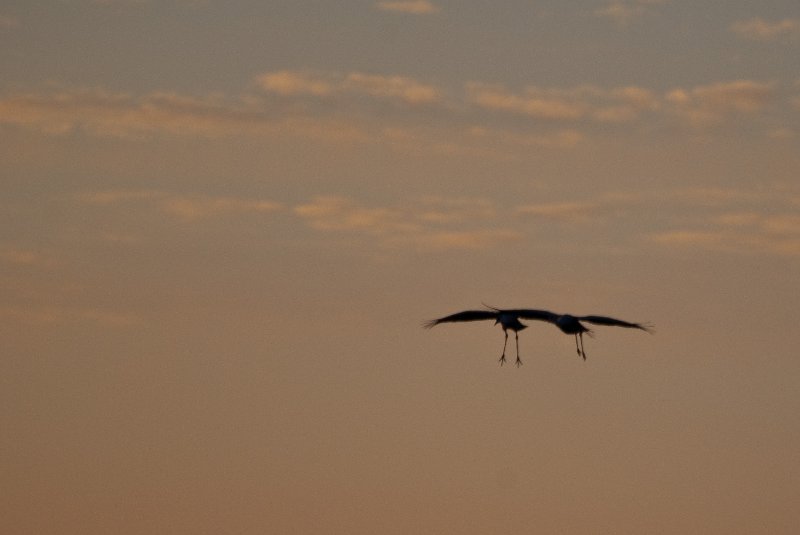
<box><xmin>424</xmin><ymin>305</ymin><xmax>653</xmax><ymax>365</ymax></box>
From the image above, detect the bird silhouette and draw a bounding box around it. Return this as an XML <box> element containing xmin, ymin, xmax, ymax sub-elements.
<box><xmin>424</xmin><ymin>304</ymin><xmax>653</xmax><ymax>365</ymax></box>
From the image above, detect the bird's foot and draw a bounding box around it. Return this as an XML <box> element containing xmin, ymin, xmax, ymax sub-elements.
<box><xmin>499</xmin><ymin>354</ymin><xmax>507</xmax><ymax>366</ymax></box>
<box><xmin>515</xmin><ymin>357</ymin><xmax>523</xmax><ymax>368</ymax></box>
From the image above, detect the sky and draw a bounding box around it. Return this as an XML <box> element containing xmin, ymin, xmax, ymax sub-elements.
<box><xmin>1</xmin><ymin>1</ymin><xmax>799</xmax><ymax>533</ymax></box>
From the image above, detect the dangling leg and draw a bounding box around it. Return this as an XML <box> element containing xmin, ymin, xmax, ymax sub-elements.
<box><xmin>579</xmin><ymin>332</ymin><xmax>586</xmax><ymax>360</ymax></box>
<box><xmin>514</xmin><ymin>331</ymin><xmax>523</xmax><ymax>367</ymax></box>
<box><xmin>499</xmin><ymin>330</ymin><xmax>508</xmax><ymax>366</ymax></box>
<box><xmin>574</xmin><ymin>334</ymin><xmax>582</xmax><ymax>358</ymax></box>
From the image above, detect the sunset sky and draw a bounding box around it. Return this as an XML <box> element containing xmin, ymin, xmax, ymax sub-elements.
<box><xmin>2</xmin><ymin>1</ymin><xmax>799</xmax><ymax>533</ymax></box>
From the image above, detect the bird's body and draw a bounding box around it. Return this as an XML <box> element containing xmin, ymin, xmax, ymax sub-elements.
<box><xmin>423</xmin><ymin>308</ymin><xmax>533</xmax><ymax>366</ymax></box>
<box><xmin>496</xmin><ymin>312</ymin><xmax>528</xmax><ymax>333</ymax></box>
<box><xmin>424</xmin><ymin>305</ymin><xmax>653</xmax><ymax>364</ymax></box>
<box><xmin>553</xmin><ymin>314</ymin><xmax>589</xmax><ymax>335</ymax></box>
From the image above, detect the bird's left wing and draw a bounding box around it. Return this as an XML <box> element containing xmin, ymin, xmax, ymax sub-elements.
<box><xmin>578</xmin><ymin>315</ymin><xmax>654</xmax><ymax>333</ymax></box>
<box><xmin>423</xmin><ymin>310</ymin><xmax>497</xmax><ymax>329</ymax></box>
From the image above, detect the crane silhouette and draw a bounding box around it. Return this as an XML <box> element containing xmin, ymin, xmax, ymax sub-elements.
<box><xmin>423</xmin><ymin>304</ymin><xmax>653</xmax><ymax>365</ymax></box>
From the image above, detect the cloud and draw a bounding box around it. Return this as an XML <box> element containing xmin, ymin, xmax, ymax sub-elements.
<box><xmin>294</xmin><ymin>196</ymin><xmax>520</xmax><ymax>251</ymax></box>
<box><xmin>466</xmin><ymin>83</ymin><xmax>659</xmax><ymax>123</ymax></box>
<box><xmin>0</xmin><ymin>86</ymin><xmax>369</xmax><ymax>142</ymax></box>
<box><xmin>375</xmin><ymin>1</ymin><xmax>440</xmax><ymax>15</ymax></box>
<box><xmin>257</xmin><ymin>70</ymin><xmax>335</xmax><ymax>97</ymax></box>
<box><xmin>78</xmin><ymin>190</ymin><xmax>283</xmax><ymax>221</ymax></box>
<box><xmin>651</xmin><ymin>227</ymin><xmax>800</xmax><ymax>257</ymax></box>
<box><xmin>594</xmin><ymin>0</ymin><xmax>665</xmax><ymax>26</ymax></box>
<box><xmin>258</xmin><ymin>70</ymin><xmax>442</xmax><ymax>105</ymax></box>
<box><xmin>382</xmin><ymin>125</ymin><xmax>583</xmax><ymax>162</ymax></box>
<box><xmin>467</xmin><ymin>83</ymin><xmax>586</xmax><ymax>120</ymax></box>
<box><xmin>515</xmin><ymin>201</ymin><xmax>600</xmax><ymax>222</ymax></box>
<box><xmin>91</xmin><ymin>0</ymin><xmax>148</xmax><ymax>4</ymax></box>
<box><xmin>509</xmin><ymin>185</ymin><xmax>800</xmax><ymax>257</ymax></box>
<box><xmin>161</xmin><ymin>197</ymin><xmax>282</xmax><ymax>221</ymax></box>
<box><xmin>651</xmin><ymin>230</ymin><xmax>723</xmax><ymax>246</ymax></box>
<box><xmin>392</xmin><ymin>229</ymin><xmax>520</xmax><ymax>251</ymax></box>
<box><xmin>415</xmin><ymin>197</ymin><xmax>496</xmax><ymax>224</ymax></box>
<box><xmin>665</xmin><ymin>80</ymin><xmax>775</xmax><ymax>126</ymax></box>
<box><xmin>344</xmin><ymin>73</ymin><xmax>440</xmax><ymax>104</ymax></box>
<box><xmin>0</xmin><ymin>75</ymin><xmax>784</xmax><ymax>157</ymax></box>
<box><xmin>78</xmin><ymin>190</ymin><xmax>165</xmax><ymax>204</ymax></box>
<box><xmin>730</xmin><ymin>18</ymin><xmax>800</xmax><ymax>41</ymax></box>
<box><xmin>648</xmin><ymin>187</ymin><xmax>800</xmax><ymax>256</ymax></box>
<box><xmin>658</xmin><ymin>186</ymin><xmax>768</xmax><ymax>207</ymax></box>
<box><xmin>0</xmin><ymin>88</ymin><xmax>268</xmax><ymax>137</ymax></box>
<box><xmin>293</xmin><ymin>196</ymin><xmax>421</xmax><ymax>235</ymax></box>
<box><xmin>73</xmin><ymin>184</ymin><xmax>800</xmax><ymax>257</ymax></box>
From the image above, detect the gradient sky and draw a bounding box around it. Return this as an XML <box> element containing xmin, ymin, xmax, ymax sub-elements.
<box><xmin>2</xmin><ymin>1</ymin><xmax>799</xmax><ymax>534</ymax></box>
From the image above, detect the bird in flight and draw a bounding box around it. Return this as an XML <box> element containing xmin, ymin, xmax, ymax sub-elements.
<box><xmin>423</xmin><ymin>304</ymin><xmax>653</xmax><ymax>365</ymax></box>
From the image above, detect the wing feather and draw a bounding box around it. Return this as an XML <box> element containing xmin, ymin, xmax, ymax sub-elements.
<box><xmin>512</xmin><ymin>309</ymin><xmax>559</xmax><ymax>323</ymax></box>
<box><xmin>481</xmin><ymin>304</ymin><xmax>559</xmax><ymax>323</ymax></box>
<box><xmin>579</xmin><ymin>315</ymin><xmax>654</xmax><ymax>333</ymax></box>
<box><xmin>422</xmin><ymin>310</ymin><xmax>497</xmax><ymax>329</ymax></box>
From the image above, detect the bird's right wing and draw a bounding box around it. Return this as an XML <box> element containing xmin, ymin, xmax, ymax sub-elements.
<box><xmin>422</xmin><ymin>310</ymin><xmax>497</xmax><ymax>329</ymax></box>
<box><xmin>579</xmin><ymin>315</ymin><xmax>655</xmax><ymax>333</ymax></box>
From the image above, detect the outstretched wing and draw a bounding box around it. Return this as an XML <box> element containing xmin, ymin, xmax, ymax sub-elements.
<box><xmin>481</xmin><ymin>304</ymin><xmax>560</xmax><ymax>324</ymax></box>
<box><xmin>578</xmin><ymin>315</ymin><xmax>654</xmax><ymax>333</ymax></box>
<box><xmin>512</xmin><ymin>309</ymin><xmax>560</xmax><ymax>323</ymax></box>
<box><xmin>422</xmin><ymin>310</ymin><xmax>497</xmax><ymax>329</ymax></box>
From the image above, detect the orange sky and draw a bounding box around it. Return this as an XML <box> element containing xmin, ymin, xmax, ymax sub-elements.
<box><xmin>2</xmin><ymin>1</ymin><xmax>799</xmax><ymax>534</ymax></box>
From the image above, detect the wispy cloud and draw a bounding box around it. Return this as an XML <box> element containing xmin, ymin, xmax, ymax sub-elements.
<box><xmin>294</xmin><ymin>196</ymin><xmax>419</xmax><ymax>234</ymax></box>
<box><xmin>257</xmin><ymin>70</ymin><xmax>335</xmax><ymax>97</ymax></box>
<box><xmin>78</xmin><ymin>190</ymin><xmax>283</xmax><ymax>221</ymax></box>
<box><xmin>375</xmin><ymin>1</ymin><xmax>440</xmax><ymax>15</ymax></box>
<box><xmin>594</xmin><ymin>0</ymin><xmax>666</xmax><ymax>26</ymax></box>
<box><xmin>91</xmin><ymin>0</ymin><xmax>148</xmax><ymax>4</ymax></box>
<box><xmin>511</xmin><ymin>185</ymin><xmax>800</xmax><ymax>257</ymax></box>
<box><xmin>72</xmin><ymin>185</ymin><xmax>800</xmax><ymax>257</ymax></box>
<box><xmin>466</xmin><ymin>83</ymin><xmax>659</xmax><ymax>123</ymax></box>
<box><xmin>294</xmin><ymin>196</ymin><xmax>520</xmax><ymax>251</ymax></box>
<box><xmin>665</xmin><ymin>80</ymin><xmax>776</xmax><ymax>126</ymax></box>
<box><xmin>0</xmin><ymin>87</ymin><xmax>369</xmax><ymax>142</ymax></box>
<box><xmin>79</xmin><ymin>189</ymin><xmax>165</xmax><ymax>204</ymax></box>
<box><xmin>652</xmin><ymin>227</ymin><xmax>800</xmax><ymax>256</ymax></box>
<box><xmin>648</xmin><ymin>188</ymin><xmax>800</xmax><ymax>256</ymax></box>
<box><xmin>0</xmin><ymin>75</ymin><xmax>789</xmax><ymax>157</ymax></box>
<box><xmin>516</xmin><ymin>201</ymin><xmax>600</xmax><ymax>222</ymax></box>
<box><xmin>258</xmin><ymin>70</ymin><xmax>442</xmax><ymax>105</ymax></box>
<box><xmin>391</xmin><ymin>229</ymin><xmax>520</xmax><ymax>251</ymax></box>
<box><xmin>467</xmin><ymin>83</ymin><xmax>586</xmax><ymax>120</ymax></box>
<box><xmin>730</xmin><ymin>18</ymin><xmax>800</xmax><ymax>41</ymax></box>
<box><xmin>162</xmin><ymin>197</ymin><xmax>282</xmax><ymax>221</ymax></box>
<box><xmin>415</xmin><ymin>197</ymin><xmax>496</xmax><ymax>224</ymax></box>
<box><xmin>344</xmin><ymin>73</ymin><xmax>441</xmax><ymax>104</ymax></box>
<box><xmin>0</xmin><ymin>88</ymin><xmax>271</xmax><ymax>137</ymax></box>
